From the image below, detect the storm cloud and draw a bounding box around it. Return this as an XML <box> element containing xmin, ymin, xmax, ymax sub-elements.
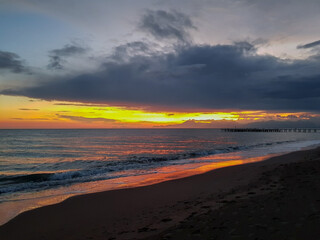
<box><xmin>47</xmin><ymin>44</ymin><xmax>88</xmax><ymax>70</ymax></box>
<box><xmin>2</xmin><ymin>41</ymin><xmax>320</xmax><ymax>112</ymax></box>
<box><xmin>297</xmin><ymin>40</ymin><xmax>320</xmax><ymax>49</ymax></box>
<box><xmin>139</xmin><ymin>9</ymin><xmax>196</xmax><ymax>42</ymax></box>
<box><xmin>0</xmin><ymin>51</ymin><xmax>29</xmax><ymax>73</ymax></box>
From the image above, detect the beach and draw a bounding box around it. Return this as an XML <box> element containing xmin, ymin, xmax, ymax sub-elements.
<box><xmin>2</xmin><ymin>1</ymin><xmax>320</xmax><ymax>238</ymax></box>
<box><xmin>1</xmin><ymin>146</ymin><xmax>320</xmax><ymax>240</ymax></box>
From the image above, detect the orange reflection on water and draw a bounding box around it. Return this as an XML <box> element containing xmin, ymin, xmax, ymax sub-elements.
<box><xmin>112</xmin><ymin>154</ymin><xmax>271</xmax><ymax>190</ymax></box>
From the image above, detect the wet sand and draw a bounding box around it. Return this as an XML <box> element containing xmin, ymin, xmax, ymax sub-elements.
<box><xmin>1</xmin><ymin>147</ymin><xmax>320</xmax><ymax>240</ymax></box>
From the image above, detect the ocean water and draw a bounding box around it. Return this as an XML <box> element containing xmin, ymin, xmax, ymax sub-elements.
<box><xmin>1</xmin><ymin>128</ymin><xmax>320</xmax><ymax>224</ymax></box>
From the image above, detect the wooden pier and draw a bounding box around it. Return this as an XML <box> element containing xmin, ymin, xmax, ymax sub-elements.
<box><xmin>221</xmin><ymin>128</ymin><xmax>320</xmax><ymax>133</ymax></box>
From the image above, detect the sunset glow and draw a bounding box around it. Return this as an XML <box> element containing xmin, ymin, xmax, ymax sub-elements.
<box><xmin>1</xmin><ymin>95</ymin><xmax>319</xmax><ymax>129</ymax></box>
<box><xmin>1</xmin><ymin>1</ymin><xmax>320</xmax><ymax>128</ymax></box>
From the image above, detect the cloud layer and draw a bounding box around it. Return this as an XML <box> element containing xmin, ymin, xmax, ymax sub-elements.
<box><xmin>1</xmin><ymin>9</ymin><xmax>320</xmax><ymax>113</ymax></box>
<box><xmin>2</xmin><ymin>40</ymin><xmax>320</xmax><ymax>112</ymax></box>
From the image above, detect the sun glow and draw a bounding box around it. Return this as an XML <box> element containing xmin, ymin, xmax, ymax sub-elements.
<box><xmin>1</xmin><ymin>95</ymin><xmax>318</xmax><ymax>128</ymax></box>
<box><xmin>70</xmin><ymin>107</ymin><xmax>240</xmax><ymax>123</ymax></box>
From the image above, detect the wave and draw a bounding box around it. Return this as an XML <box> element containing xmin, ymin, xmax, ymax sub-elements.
<box><xmin>0</xmin><ymin>139</ymin><xmax>310</xmax><ymax>195</ymax></box>
<box><xmin>0</xmin><ymin>151</ymin><xmax>80</xmax><ymax>158</ymax></box>
<box><xmin>125</xmin><ymin>140</ymin><xmax>294</xmax><ymax>163</ymax></box>
<box><xmin>0</xmin><ymin>173</ymin><xmax>54</xmax><ymax>184</ymax></box>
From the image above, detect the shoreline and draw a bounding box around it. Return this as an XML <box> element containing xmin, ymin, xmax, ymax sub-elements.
<box><xmin>0</xmin><ymin>152</ymin><xmax>272</xmax><ymax>226</ymax></box>
<box><xmin>1</xmin><ymin>146</ymin><xmax>320</xmax><ymax>239</ymax></box>
<box><xmin>0</xmin><ymin>148</ymin><xmax>279</xmax><ymax>226</ymax></box>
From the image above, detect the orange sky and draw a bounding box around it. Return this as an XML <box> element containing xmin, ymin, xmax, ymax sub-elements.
<box><xmin>1</xmin><ymin>95</ymin><xmax>318</xmax><ymax>129</ymax></box>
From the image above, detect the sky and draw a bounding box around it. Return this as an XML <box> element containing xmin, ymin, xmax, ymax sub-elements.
<box><xmin>1</xmin><ymin>0</ymin><xmax>320</xmax><ymax>128</ymax></box>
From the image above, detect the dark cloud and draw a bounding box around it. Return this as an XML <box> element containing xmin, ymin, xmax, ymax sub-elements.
<box><xmin>297</xmin><ymin>40</ymin><xmax>320</xmax><ymax>49</ymax></box>
<box><xmin>19</xmin><ymin>108</ymin><xmax>39</xmax><ymax>111</ymax></box>
<box><xmin>0</xmin><ymin>50</ymin><xmax>29</xmax><ymax>73</ymax></box>
<box><xmin>139</xmin><ymin>9</ymin><xmax>196</xmax><ymax>42</ymax></box>
<box><xmin>53</xmin><ymin>103</ymin><xmax>106</xmax><ymax>107</ymax></box>
<box><xmin>57</xmin><ymin>114</ymin><xmax>116</xmax><ymax>123</ymax></box>
<box><xmin>11</xmin><ymin>117</ymin><xmax>50</xmax><ymax>120</ymax></box>
<box><xmin>47</xmin><ymin>44</ymin><xmax>88</xmax><ymax>70</ymax></box>
<box><xmin>164</xmin><ymin>120</ymin><xmax>240</xmax><ymax>128</ymax></box>
<box><xmin>110</xmin><ymin>41</ymin><xmax>154</xmax><ymax>62</ymax></box>
<box><xmin>48</xmin><ymin>55</ymin><xmax>65</xmax><ymax>70</ymax></box>
<box><xmin>2</xmin><ymin>41</ymin><xmax>320</xmax><ymax>112</ymax></box>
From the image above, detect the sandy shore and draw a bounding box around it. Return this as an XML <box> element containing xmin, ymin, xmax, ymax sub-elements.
<box><xmin>1</xmin><ymin>147</ymin><xmax>320</xmax><ymax>240</ymax></box>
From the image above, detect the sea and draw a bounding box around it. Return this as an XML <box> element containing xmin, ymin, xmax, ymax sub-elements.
<box><xmin>1</xmin><ymin>128</ymin><xmax>320</xmax><ymax>225</ymax></box>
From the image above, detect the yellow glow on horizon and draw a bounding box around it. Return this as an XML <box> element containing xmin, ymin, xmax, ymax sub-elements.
<box><xmin>1</xmin><ymin>95</ymin><xmax>319</xmax><ymax>128</ymax></box>
<box><xmin>69</xmin><ymin>106</ymin><xmax>240</xmax><ymax>123</ymax></box>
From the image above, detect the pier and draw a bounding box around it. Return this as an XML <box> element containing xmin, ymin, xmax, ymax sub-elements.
<box><xmin>221</xmin><ymin>128</ymin><xmax>320</xmax><ymax>133</ymax></box>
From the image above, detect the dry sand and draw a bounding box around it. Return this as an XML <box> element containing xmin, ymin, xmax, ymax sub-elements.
<box><xmin>1</xmin><ymin>147</ymin><xmax>320</xmax><ymax>240</ymax></box>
